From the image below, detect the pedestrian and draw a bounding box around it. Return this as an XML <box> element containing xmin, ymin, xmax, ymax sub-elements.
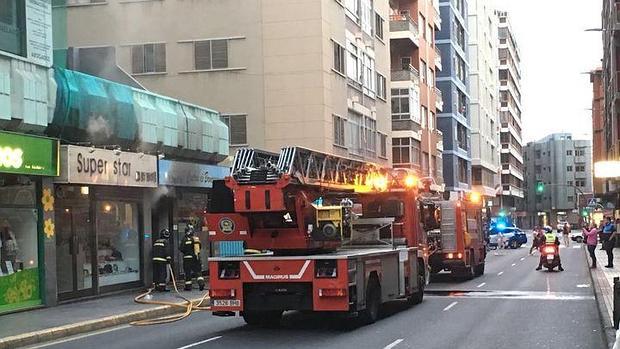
<box><xmin>562</xmin><ymin>222</ymin><xmax>571</xmax><ymax>247</ymax></box>
<box><xmin>179</xmin><ymin>224</ymin><xmax>205</xmax><ymax>291</ymax></box>
<box><xmin>601</xmin><ymin>217</ymin><xmax>615</xmax><ymax>250</ymax></box>
<box><xmin>529</xmin><ymin>226</ymin><xmax>543</xmax><ymax>255</ymax></box>
<box><xmin>152</xmin><ymin>229</ymin><xmax>172</xmax><ymax>291</ymax></box>
<box><xmin>604</xmin><ymin>219</ymin><xmax>620</xmax><ymax>268</ymax></box>
<box><xmin>583</xmin><ymin>222</ymin><xmax>599</xmax><ymax>268</ymax></box>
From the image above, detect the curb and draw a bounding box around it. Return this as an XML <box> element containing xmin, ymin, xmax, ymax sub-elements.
<box><xmin>0</xmin><ymin>298</ymin><xmax>207</xmax><ymax>349</ymax></box>
<box><xmin>585</xmin><ymin>246</ymin><xmax>615</xmax><ymax>348</ymax></box>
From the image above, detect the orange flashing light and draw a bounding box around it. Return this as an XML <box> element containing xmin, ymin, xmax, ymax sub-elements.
<box><xmin>469</xmin><ymin>192</ymin><xmax>482</xmax><ymax>204</ymax></box>
<box><xmin>404</xmin><ymin>175</ymin><xmax>418</xmax><ymax>188</ymax></box>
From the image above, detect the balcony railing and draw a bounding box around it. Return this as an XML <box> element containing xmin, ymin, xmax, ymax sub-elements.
<box><xmin>434</xmin><ymin>87</ymin><xmax>443</xmax><ymax>111</ymax></box>
<box><xmin>389</xmin><ymin>14</ymin><xmax>419</xmax><ymax>43</ymax></box>
<box><xmin>391</xmin><ymin>64</ymin><xmax>420</xmax><ymax>83</ymax></box>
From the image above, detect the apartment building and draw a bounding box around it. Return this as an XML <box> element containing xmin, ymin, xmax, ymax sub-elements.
<box><xmin>468</xmin><ymin>0</ymin><xmax>500</xmax><ymax>200</ymax></box>
<box><xmin>496</xmin><ymin>10</ymin><xmax>524</xmax><ymax>211</ymax></box>
<box><xmin>523</xmin><ymin>134</ymin><xmax>592</xmax><ymax>228</ymax></box>
<box><xmin>59</xmin><ymin>0</ymin><xmax>392</xmax><ymax>165</ymax></box>
<box><xmin>389</xmin><ymin>0</ymin><xmax>444</xmax><ymax>187</ymax></box>
<box><xmin>436</xmin><ymin>0</ymin><xmax>470</xmax><ymax>192</ymax></box>
<box><xmin>590</xmin><ymin>68</ymin><xmax>605</xmax><ymax>195</ymax></box>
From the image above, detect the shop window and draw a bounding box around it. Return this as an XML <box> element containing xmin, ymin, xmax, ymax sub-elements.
<box><xmin>0</xmin><ymin>178</ymin><xmax>39</xmax><ymax>312</ymax></box>
<box><xmin>96</xmin><ymin>201</ymin><xmax>140</xmax><ymax>287</ymax></box>
<box><xmin>0</xmin><ymin>0</ymin><xmax>26</xmax><ymax>57</ymax></box>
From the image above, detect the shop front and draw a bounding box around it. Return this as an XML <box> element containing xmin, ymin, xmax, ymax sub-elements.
<box><xmin>54</xmin><ymin>145</ymin><xmax>157</xmax><ymax>300</ymax></box>
<box><xmin>0</xmin><ymin>131</ymin><xmax>59</xmax><ymax>313</ymax></box>
<box><xmin>155</xmin><ymin>159</ymin><xmax>229</xmax><ymax>274</ymax></box>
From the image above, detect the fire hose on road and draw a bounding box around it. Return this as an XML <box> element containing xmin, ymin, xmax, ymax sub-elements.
<box><xmin>130</xmin><ymin>264</ymin><xmax>210</xmax><ymax>326</ymax></box>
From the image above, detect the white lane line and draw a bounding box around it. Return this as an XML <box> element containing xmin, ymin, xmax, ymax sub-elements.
<box><xmin>497</xmin><ymin>271</ymin><xmax>504</xmax><ymax>276</ymax></box>
<box><xmin>177</xmin><ymin>336</ymin><xmax>222</xmax><ymax>349</ymax></box>
<box><xmin>476</xmin><ymin>282</ymin><xmax>486</xmax><ymax>288</ymax></box>
<box><xmin>383</xmin><ymin>339</ymin><xmax>404</xmax><ymax>349</ymax></box>
<box><xmin>511</xmin><ymin>263</ymin><xmax>516</xmax><ymax>266</ymax></box>
<box><xmin>443</xmin><ymin>301</ymin><xmax>458</xmax><ymax>311</ymax></box>
<box><xmin>27</xmin><ymin>325</ymin><xmax>132</xmax><ymax>348</ymax></box>
<box><xmin>573</xmin><ymin>245</ymin><xmax>581</xmax><ymax>249</ymax></box>
<box><xmin>577</xmin><ymin>284</ymin><xmax>591</xmax><ymax>288</ymax></box>
<box><xmin>520</xmin><ymin>257</ymin><xmax>525</xmax><ymax>261</ymax></box>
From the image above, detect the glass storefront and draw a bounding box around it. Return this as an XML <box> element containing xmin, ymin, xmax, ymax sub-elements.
<box><xmin>0</xmin><ymin>176</ymin><xmax>41</xmax><ymax>312</ymax></box>
<box><xmin>96</xmin><ymin>201</ymin><xmax>140</xmax><ymax>287</ymax></box>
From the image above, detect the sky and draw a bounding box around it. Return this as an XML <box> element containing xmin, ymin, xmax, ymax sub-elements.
<box><xmin>493</xmin><ymin>0</ymin><xmax>603</xmax><ymax>143</ymax></box>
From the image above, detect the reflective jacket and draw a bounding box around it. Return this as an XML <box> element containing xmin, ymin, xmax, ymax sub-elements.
<box><xmin>152</xmin><ymin>238</ymin><xmax>171</xmax><ymax>263</ymax></box>
<box><xmin>180</xmin><ymin>235</ymin><xmax>201</xmax><ymax>259</ymax></box>
<box><xmin>545</xmin><ymin>232</ymin><xmax>557</xmax><ymax>244</ymax></box>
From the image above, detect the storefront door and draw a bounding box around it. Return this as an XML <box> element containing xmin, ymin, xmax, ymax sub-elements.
<box><xmin>56</xmin><ymin>204</ymin><xmax>95</xmax><ymax>300</ymax></box>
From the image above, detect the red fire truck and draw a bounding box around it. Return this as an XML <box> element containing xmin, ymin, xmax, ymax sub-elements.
<box><xmin>422</xmin><ymin>192</ymin><xmax>486</xmax><ymax>279</ymax></box>
<box><xmin>206</xmin><ymin>147</ymin><xmax>429</xmax><ymax>325</ymax></box>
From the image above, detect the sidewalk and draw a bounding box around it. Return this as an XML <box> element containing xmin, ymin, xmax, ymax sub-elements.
<box><xmin>0</xmin><ymin>287</ymin><xmax>209</xmax><ymax>349</ymax></box>
<box><xmin>587</xmin><ymin>246</ymin><xmax>620</xmax><ymax>348</ymax></box>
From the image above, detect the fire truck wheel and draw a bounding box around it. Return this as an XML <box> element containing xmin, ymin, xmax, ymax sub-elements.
<box><xmin>407</xmin><ymin>272</ymin><xmax>425</xmax><ymax>306</ymax></box>
<box><xmin>242</xmin><ymin>310</ymin><xmax>283</xmax><ymax>327</ymax></box>
<box><xmin>474</xmin><ymin>262</ymin><xmax>485</xmax><ymax>276</ymax></box>
<box><xmin>359</xmin><ymin>278</ymin><xmax>381</xmax><ymax>324</ymax></box>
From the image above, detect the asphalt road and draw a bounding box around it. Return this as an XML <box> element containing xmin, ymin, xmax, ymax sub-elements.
<box><xmin>28</xmin><ymin>238</ymin><xmax>606</xmax><ymax>349</ymax></box>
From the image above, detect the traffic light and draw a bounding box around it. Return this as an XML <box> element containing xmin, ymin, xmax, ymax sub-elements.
<box><xmin>536</xmin><ymin>182</ymin><xmax>544</xmax><ymax>193</ymax></box>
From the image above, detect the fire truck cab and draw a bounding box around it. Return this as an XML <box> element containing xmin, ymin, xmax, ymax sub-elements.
<box><xmin>422</xmin><ymin>193</ymin><xmax>486</xmax><ymax>279</ymax></box>
<box><xmin>206</xmin><ymin>147</ymin><xmax>429</xmax><ymax>325</ymax></box>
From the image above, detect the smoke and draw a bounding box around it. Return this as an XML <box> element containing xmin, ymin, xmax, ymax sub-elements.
<box><xmin>87</xmin><ymin>115</ymin><xmax>113</xmax><ymax>141</ymax></box>
<box><xmin>151</xmin><ymin>186</ymin><xmax>170</xmax><ymax>205</ymax></box>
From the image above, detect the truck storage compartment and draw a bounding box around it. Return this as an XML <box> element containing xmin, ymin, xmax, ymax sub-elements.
<box><xmin>244</xmin><ymin>283</ymin><xmax>313</xmax><ymax>311</ymax></box>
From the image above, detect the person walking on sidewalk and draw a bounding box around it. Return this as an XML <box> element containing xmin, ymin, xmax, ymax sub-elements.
<box><xmin>562</xmin><ymin>222</ymin><xmax>571</xmax><ymax>247</ymax></box>
<box><xmin>604</xmin><ymin>219</ymin><xmax>620</xmax><ymax>268</ymax></box>
<box><xmin>584</xmin><ymin>223</ymin><xmax>599</xmax><ymax>268</ymax></box>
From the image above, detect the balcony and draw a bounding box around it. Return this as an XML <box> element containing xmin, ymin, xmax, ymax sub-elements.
<box><xmin>391</xmin><ymin>64</ymin><xmax>420</xmax><ymax>84</ymax></box>
<box><xmin>434</xmin><ymin>129</ymin><xmax>444</xmax><ymax>152</ymax></box>
<box><xmin>433</xmin><ymin>1</ymin><xmax>441</xmax><ymax>30</ymax></box>
<box><xmin>434</xmin><ymin>46</ymin><xmax>442</xmax><ymax>71</ymax></box>
<box><xmin>390</xmin><ymin>14</ymin><xmax>419</xmax><ymax>47</ymax></box>
<box><xmin>434</xmin><ymin>87</ymin><xmax>443</xmax><ymax>112</ymax></box>
<box><xmin>501</xmin><ymin>163</ymin><xmax>524</xmax><ymax>181</ymax></box>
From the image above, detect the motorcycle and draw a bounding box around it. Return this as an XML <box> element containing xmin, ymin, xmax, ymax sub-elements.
<box><xmin>541</xmin><ymin>243</ymin><xmax>560</xmax><ymax>271</ymax></box>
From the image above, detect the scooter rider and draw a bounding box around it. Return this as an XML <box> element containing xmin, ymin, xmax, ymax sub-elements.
<box><xmin>152</xmin><ymin>229</ymin><xmax>172</xmax><ymax>291</ymax></box>
<box><xmin>536</xmin><ymin>226</ymin><xmax>564</xmax><ymax>271</ymax></box>
<box><xmin>179</xmin><ymin>224</ymin><xmax>205</xmax><ymax>291</ymax></box>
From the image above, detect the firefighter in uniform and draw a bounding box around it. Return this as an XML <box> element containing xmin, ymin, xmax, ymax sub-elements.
<box><xmin>152</xmin><ymin>229</ymin><xmax>172</xmax><ymax>291</ymax></box>
<box><xmin>179</xmin><ymin>224</ymin><xmax>205</xmax><ymax>291</ymax></box>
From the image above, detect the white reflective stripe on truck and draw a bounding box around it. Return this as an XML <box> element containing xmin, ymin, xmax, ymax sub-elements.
<box><xmin>243</xmin><ymin>260</ymin><xmax>311</xmax><ymax>280</ymax></box>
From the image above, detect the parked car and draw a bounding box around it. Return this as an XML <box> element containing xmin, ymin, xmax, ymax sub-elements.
<box><xmin>487</xmin><ymin>226</ymin><xmax>527</xmax><ymax>249</ymax></box>
<box><xmin>570</xmin><ymin>230</ymin><xmax>584</xmax><ymax>243</ymax></box>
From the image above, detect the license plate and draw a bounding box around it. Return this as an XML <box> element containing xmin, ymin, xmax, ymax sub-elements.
<box><xmin>546</xmin><ymin>255</ymin><xmax>554</xmax><ymax>260</ymax></box>
<box><xmin>213</xmin><ymin>299</ymin><xmax>241</xmax><ymax>307</ymax></box>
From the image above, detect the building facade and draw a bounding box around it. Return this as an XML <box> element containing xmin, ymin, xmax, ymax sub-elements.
<box><xmin>523</xmin><ymin>134</ymin><xmax>593</xmax><ymax>228</ymax></box>
<box><xmin>590</xmin><ymin>68</ymin><xmax>605</xmax><ymax>195</ymax></box>
<box><xmin>59</xmin><ymin>0</ymin><xmax>393</xmax><ymax>166</ymax></box>
<box><xmin>436</xmin><ymin>0</ymin><xmax>471</xmax><ymax>192</ymax></box>
<box><xmin>468</xmin><ymin>0</ymin><xmax>500</xmax><ymax>200</ymax></box>
<box><xmin>389</xmin><ymin>0</ymin><xmax>445</xmax><ymax>187</ymax></box>
<box><xmin>496</xmin><ymin>11</ymin><xmax>524</xmax><ymax>214</ymax></box>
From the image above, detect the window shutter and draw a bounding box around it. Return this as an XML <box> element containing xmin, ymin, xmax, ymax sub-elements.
<box><xmin>131</xmin><ymin>45</ymin><xmax>144</xmax><ymax>74</ymax></box>
<box><xmin>230</xmin><ymin>115</ymin><xmax>247</xmax><ymax>145</ymax></box>
<box><xmin>211</xmin><ymin>39</ymin><xmax>228</xmax><ymax>69</ymax></box>
<box><xmin>154</xmin><ymin>43</ymin><xmax>166</xmax><ymax>72</ymax></box>
<box><xmin>144</xmin><ymin>43</ymin><xmax>155</xmax><ymax>72</ymax></box>
<box><xmin>195</xmin><ymin>41</ymin><xmax>211</xmax><ymax>70</ymax></box>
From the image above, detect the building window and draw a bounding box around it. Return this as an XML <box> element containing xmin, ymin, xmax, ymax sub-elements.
<box><xmin>535</xmin><ymin>150</ymin><xmax>541</xmax><ymax>159</ymax></box>
<box><xmin>131</xmin><ymin>43</ymin><xmax>166</xmax><ymax>74</ymax></box>
<box><xmin>457</xmin><ymin>123</ymin><xmax>468</xmax><ymax>150</ymax></box>
<box><xmin>0</xmin><ymin>0</ymin><xmax>26</xmax><ymax>57</ymax></box>
<box><xmin>429</xmin><ymin>111</ymin><xmax>435</xmax><ymax>130</ymax></box>
<box><xmin>566</xmin><ymin>150</ymin><xmax>573</xmax><ymax>156</ymax></box>
<box><xmin>391</xmin><ymin>88</ymin><xmax>410</xmax><ymax>121</ymax></box>
<box><xmin>419</xmin><ymin>14</ymin><xmax>427</xmax><ymax>40</ymax></box>
<box><xmin>576</xmin><ymin>149</ymin><xmax>585</xmax><ymax>156</ymax></box>
<box><xmin>567</xmin><ymin>180</ymin><xmax>573</xmax><ymax>186</ymax></box>
<box><xmin>194</xmin><ymin>40</ymin><xmax>228</xmax><ymax>70</ymax></box>
<box><xmin>333</xmin><ymin>41</ymin><xmax>346</xmax><ymax>75</ymax></box>
<box><xmin>420</xmin><ymin>60</ymin><xmax>428</xmax><ymax>84</ymax></box>
<box><xmin>221</xmin><ymin>114</ymin><xmax>247</xmax><ymax>145</ymax></box>
<box><xmin>362</xmin><ymin>53</ymin><xmax>376</xmax><ymax>96</ymax></box>
<box><xmin>393</xmin><ymin>138</ymin><xmax>421</xmax><ymax>167</ymax></box>
<box><xmin>421</xmin><ymin>106</ymin><xmax>428</xmax><ymax>128</ymax></box>
<box><xmin>361</xmin><ymin>0</ymin><xmax>372</xmax><ymax>35</ymax></box>
<box><xmin>345</xmin><ymin>0</ymin><xmax>359</xmax><ymax>19</ymax></box>
<box><xmin>379</xmin><ymin>133</ymin><xmax>387</xmax><ymax>158</ymax></box>
<box><xmin>333</xmin><ymin>114</ymin><xmax>346</xmax><ymax>146</ymax></box>
<box><xmin>566</xmin><ymin>166</ymin><xmax>573</xmax><ymax>172</ymax></box>
<box><xmin>346</xmin><ymin>40</ymin><xmax>361</xmax><ymax>83</ymax></box>
<box><xmin>567</xmin><ymin>196</ymin><xmax>574</xmax><ymax>202</ymax></box>
<box><xmin>535</xmin><ymin>165</ymin><xmax>541</xmax><ymax>174</ymax></box>
<box><xmin>575</xmin><ymin>165</ymin><xmax>585</xmax><ymax>172</ymax></box>
<box><xmin>375</xmin><ymin>12</ymin><xmax>384</xmax><ymax>40</ymax></box>
<box><xmin>376</xmin><ymin>73</ymin><xmax>387</xmax><ymax>100</ymax></box>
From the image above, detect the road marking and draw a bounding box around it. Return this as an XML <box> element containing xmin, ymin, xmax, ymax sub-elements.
<box><xmin>476</xmin><ymin>282</ymin><xmax>486</xmax><ymax>288</ymax></box>
<box><xmin>27</xmin><ymin>325</ymin><xmax>132</xmax><ymax>348</ymax></box>
<box><xmin>383</xmin><ymin>339</ymin><xmax>404</xmax><ymax>349</ymax></box>
<box><xmin>177</xmin><ymin>336</ymin><xmax>222</xmax><ymax>349</ymax></box>
<box><xmin>577</xmin><ymin>284</ymin><xmax>591</xmax><ymax>288</ymax></box>
<box><xmin>511</xmin><ymin>263</ymin><xmax>516</xmax><ymax>266</ymax></box>
<box><xmin>497</xmin><ymin>271</ymin><xmax>504</xmax><ymax>276</ymax></box>
<box><xmin>520</xmin><ymin>257</ymin><xmax>525</xmax><ymax>261</ymax></box>
<box><xmin>573</xmin><ymin>245</ymin><xmax>581</xmax><ymax>249</ymax></box>
<box><xmin>443</xmin><ymin>301</ymin><xmax>458</xmax><ymax>311</ymax></box>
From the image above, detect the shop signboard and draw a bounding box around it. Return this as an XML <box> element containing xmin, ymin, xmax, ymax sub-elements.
<box><xmin>57</xmin><ymin>145</ymin><xmax>158</xmax><ymax>187</ymax></box>
<box><xmin>0</xmin><ymin>131</ymin><xmax>59</xmax><ymax>176</ymax></box>
<box><xmin>158</xmin><ymin>160</ymin><xmax>229</xmax><ymax>188</ymax></box>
